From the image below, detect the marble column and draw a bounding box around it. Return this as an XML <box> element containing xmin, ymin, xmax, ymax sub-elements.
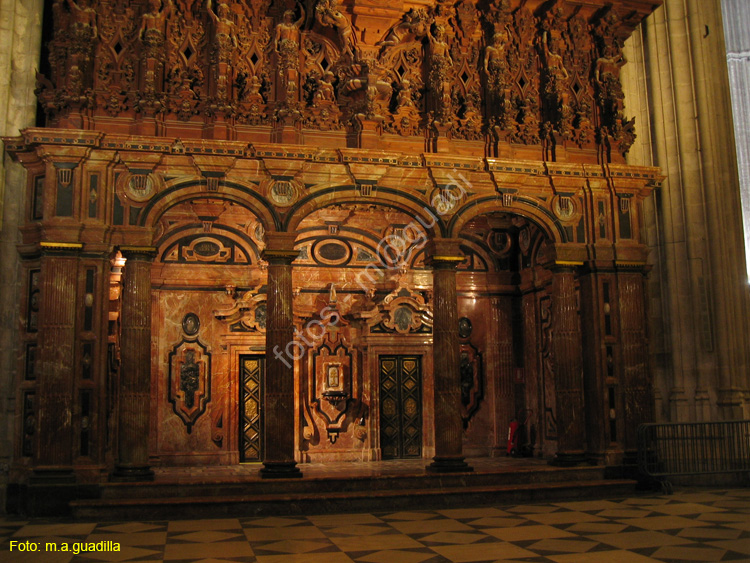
<box><xmin>426</xmin><ymin>239</ymin><xmax>471</xmax><ymax>472</ymax></box>
<box><xmin>261</xmin><ymin>231</ymin><xmax>302</xmax><ymax>478</ymax></box>
<box><xmin>550</xmin><ymin>267</ymin><xmax>586</xmax><ymax>466</ymax></box>
<box><xmin>112</xmin><ymin>246</ymin><xmax>155</xmax><ymax>481</ymax></box>
<box><xmin>34</xmin><ymin>244</ymin><xmax>80</xmax><ymax>480</ymax></box>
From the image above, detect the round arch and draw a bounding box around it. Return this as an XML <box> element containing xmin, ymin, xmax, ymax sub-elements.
<box><xmin>283</xmin><ymin>184</ymin><xmax>448</xmax><ymax>238</ymax></box>
<box><xmin>448</xmin><ymin>196</ymin><xmax>565</xmax><ymax>243</ymax></box>
<box><xmin>138</xmin><ymin>178</ymin><xmax>281</xmax><ymax>233</ymax></box>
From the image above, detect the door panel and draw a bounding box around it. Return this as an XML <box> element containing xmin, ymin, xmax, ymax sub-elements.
<box><xmin>380</xmin><ymin>355</ymin><xmax>422</xmax><ymax>459</ymax></box>
<box><xmin>240</xmin><ymin>355</ymin><xmax>264</xmax><ymax>462</ymax></box>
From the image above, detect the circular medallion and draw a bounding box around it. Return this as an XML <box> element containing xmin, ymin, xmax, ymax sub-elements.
<box><xmin>552</xmin><ymin>195</ymin><xmax>578</xmax><ymax>221</ymax></box>
<box><xmin>182</xmin><ymin>313</ymin><xmax>200</xmax><ymax>336</ymax></box>
<box><xmin>125</xmin><ymin>173</ymin><xmax>157</xmax><ymax>202</ymax></box>
<box><xmin>269</xmin><ymin>180</ymin><xmax>298</xmax><ymax>206</ymax></box>
<box><xmin>488</xmin><ymin>230</ymin><xmax>512</xmax><ymax>256</ymax></box>
<box><xmin>458</xmin><ymin>317</ymin><xmax>472</xmax><ymax>339</ymax></box>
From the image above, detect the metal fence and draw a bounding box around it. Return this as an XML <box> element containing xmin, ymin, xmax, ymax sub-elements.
<box><xmin>637</xmin><ymin>420</ymin><xmax>750</xmax><ymax>493</ymax></box>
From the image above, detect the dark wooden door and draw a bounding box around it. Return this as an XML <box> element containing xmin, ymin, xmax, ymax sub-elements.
<box><xmin>379</xmin><ymin>355</ymin><xmax>422</xmax><ymax>459</ymax></box>
<box><xmin>239</xmin><ymin>355</ymin><xmax>264</xmax><ymax>462</ymax></box>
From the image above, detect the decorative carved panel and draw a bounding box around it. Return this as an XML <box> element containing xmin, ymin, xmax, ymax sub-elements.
<box><xmin>167</xmin><ymin>338</ymin><xmax>211</xmax><ymax>433</ymax></box>
<box><xmin>34</xmin><ymin>0</ymin><xmax>657</xmax><ymax>159</ymax></box>
<box><xmin>359</xmin><ymin>285</ymin><xmax>433</xmax><ymax>335</ymax></box>
<box><xmin>240</xmin><ymin>355</ymin><xmax>263</xmax><ymax>462</ymax></box>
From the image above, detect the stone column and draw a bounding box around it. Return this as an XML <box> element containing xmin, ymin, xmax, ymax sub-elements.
<box><xmin>0</xmin><ymin>0</ymin><xmax>44</xmax><ymax>504</ymax></box>
<box><xmin>112</xmin><ymin>246</ymin><xmax>155</xmax><ymax>481</ymax></box>
<box><xmin>426</xmin><ymin>239</ymin><xmax>471</xmax><ymax>472</ymax></box>
<box><xmin>261</xmin><ymin>231</ymin><xmax>301</xmax><ymax>478</ymax></box>
<box><xmin>34</xmin><ymin>243</ymin><xmax>80</xmax><ymax>479</ymax></box>
<box><xmin>624</xmin><ymin>0</ymin><xmax>750</xmax><ymax>421</ymax></box>
<box><xmin>550</xmin><ymin>267</ymin><xmax>586</xmax><ymax>466</ymax></box>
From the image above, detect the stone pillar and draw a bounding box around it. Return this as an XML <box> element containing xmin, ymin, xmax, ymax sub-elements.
<box><xmin>34</xmin><ymin>244</ymin><xmax>81</xmax><ymax>479</ymax></box>
<box><xmin>550</xmin><ymin>267</ymin><xmax>586</xmax><ymax>466</ymax></box>
<box><xmin>261</xmin><ymin>231</ymin><xmax>302</xmax><ymax>478</ymax></box>
<box><xmin>112</xmin><ymin>246</ymin><xmax>155</xmax><ymax>481</ymax></box>
<box><xmin>0</xmin><ymin>0</ymin><xmax>44</xmax><ymax>505</ymax></box>
<box><xmin>624</xmin><ymin>0</ymin><xmax>750</xmax><ymax>421</ymax></box>
<box><xmin>618</xmin><ymin>270</ymin><xmax>653</xmax><ymax>456</ymax></box>
<box><xmin>426</xmin><ymin>239</ymin><xmax>471</xmax><ymax>472</ymax></box>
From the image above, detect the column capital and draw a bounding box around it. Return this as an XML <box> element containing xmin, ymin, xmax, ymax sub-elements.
<box><xmin>549</xmin><ymin>261</ymin><xmax>583</xmax><ymax>274</ymax></box>
<box><xmin>262</xmin><ymin>231</ymin><xmax>299</xmax><ymax>264</ymax></box>
<box><xmin>39</xmin><ymin>241</ymin><xmax>83</xmax><ymax>256</ymax></box>
<box><xmin>425</xmin><ymin>238</ymin><xmax>464</xmax><ymax>269</ymax></box>
<box><xmin>119</xmin><ymin>246</ymin><xmax>157</xmax><ymax>261</ymax></box>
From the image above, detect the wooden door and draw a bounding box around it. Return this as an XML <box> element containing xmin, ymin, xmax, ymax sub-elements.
<box><xmin>379</xmin><ymin>355</ymin><xmax>422</xmax><ymax>459</ymax></box>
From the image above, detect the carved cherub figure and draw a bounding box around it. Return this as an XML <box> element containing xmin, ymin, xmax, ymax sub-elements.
<box><xmin>314</xmin><ymin>71</ymin><xmax>336</xmax><ymax>102</ymax></box>
<box><xmin>377</xmin><ymin>8</ymin><xmax>429</xmax><ymax>47</ymax></box>
<box><xmin>396</xmin><ymin>79</ymin><xmax>415</xmax><ymax>108</ymax></box>
<box><xmin>315</xmin><ymin>0</ymin><xmax>355</xmax><ymax>57</ymax></box>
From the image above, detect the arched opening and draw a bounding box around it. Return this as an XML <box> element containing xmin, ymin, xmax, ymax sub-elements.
<box><xmin>455</xmin><ymin>211</ymin><xmax>560</xmax><ymax>458</ymax></box>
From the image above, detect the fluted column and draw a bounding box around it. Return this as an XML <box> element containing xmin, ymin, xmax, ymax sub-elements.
<box><xmin>261</xmin><ymin>231</ymin><xmax>301</xmax><ymax>478</ymax></box>
<box><xmin>34</xmin><ymin>244</ymin><xmax>80</xmax><ymax>479</ymax></box>
<box><xmin>550</xmin><ymin>267</ymin><xmax>586</xmax><ymax>466</ymax></box>
<box><xmin>427</xmin><ymin>239</ymin><xmax>471</xmax><ymax>472</ymax></box>
<box><xmin>618</xmin><ymin>270</ymin><xmax>653</xmax><ymax>456</ymax></box>
<box><xmin>579</xmin><ymin>268</ymin><xmax>608</xmax><ymax>464</ymax></box>
<box><xmin>112</xmin><ymin>246</ymin><xmax>155</xmax><ymax>481</ymax></box>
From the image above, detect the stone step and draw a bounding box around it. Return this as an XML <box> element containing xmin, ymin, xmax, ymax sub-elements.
<box><xmin>97</xmin><ymin>465</ymin><xmax>609</xmax><ymax>500</ymax></box>
<box><xmin>71</xmin><ymin>479</ymin><xmax>638</xmax><ymax>520</ymax></box>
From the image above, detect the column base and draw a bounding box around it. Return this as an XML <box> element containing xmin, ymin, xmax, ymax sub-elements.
<box><xmin>111</xmin><ymin>465</ymin><xmax>155</xmax><ymax>482</ymax></box>
<box><xmin>548</xmin><ymin>452</ymin><xmax>587</xmax><ymax>467</ymax></box>
<box><xmin>426</xmin><ymin>457</ymin><xmax>474</xmax><ymax>473</ymax></box>
<box><xmin>29</xmin><ymin>468</ymin><xmax>76</xmax><ymax>484</ymax></box>
<box><xmin>260</xmin><ymin>461</ymin><xmax>303</xmax><ymax>479</ymax></box>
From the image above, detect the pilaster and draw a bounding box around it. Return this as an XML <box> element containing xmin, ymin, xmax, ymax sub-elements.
<box><xmin>112</xmin><ymin>246</ymin><xmax>156</xmax><ymax>481</ymax></box>
<box><xmin>33</xmin><ymin>243</ymin><xmax>81</xmax><ymax>480</ymax></box>
<box><xmin>549</xmin><ymin>267</ymin><xmax>586</xmax><ymax>466</ymax></box>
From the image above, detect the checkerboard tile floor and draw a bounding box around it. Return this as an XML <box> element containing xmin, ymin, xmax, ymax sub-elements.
<box><xmin>2</xmin><ymin>488</ymin><xmax>749</xmax><ymax>562</ymax></box>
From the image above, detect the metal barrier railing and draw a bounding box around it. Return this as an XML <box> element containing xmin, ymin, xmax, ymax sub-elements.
<box><xmin>637</xmin><ymin>420</ymin><xmax>750</xmax><ymax>493</ymax></box>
